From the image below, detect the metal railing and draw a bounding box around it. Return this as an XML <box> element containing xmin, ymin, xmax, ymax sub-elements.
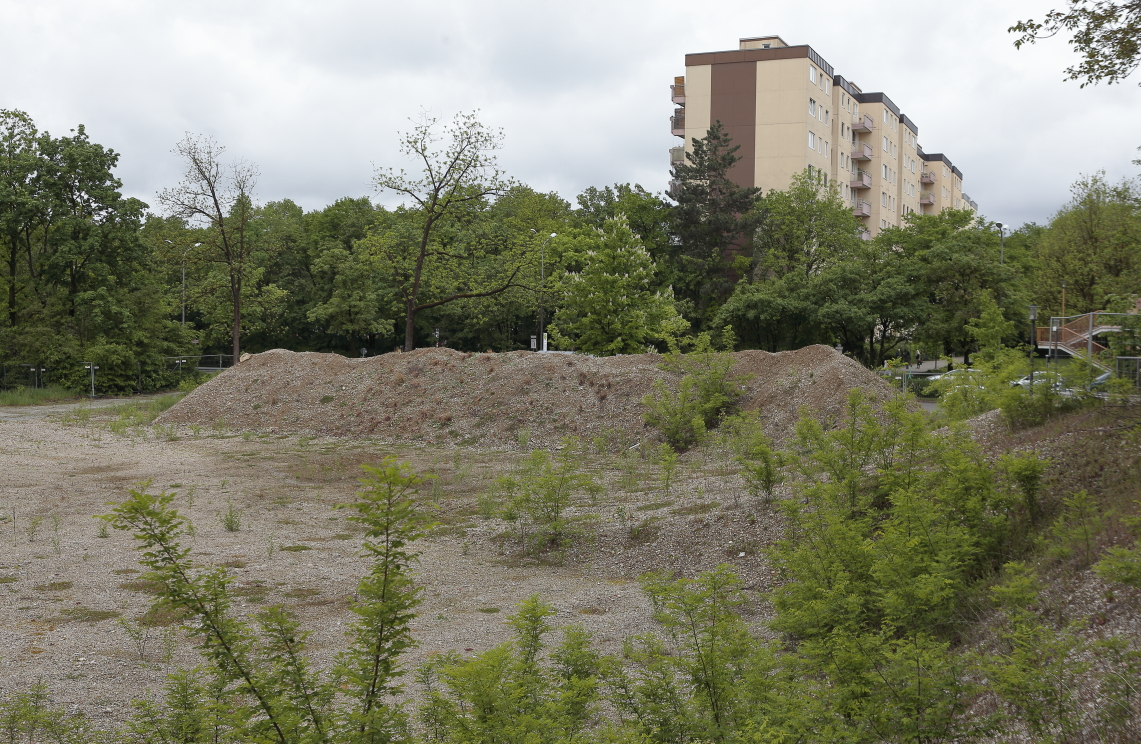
<box><xmin>852</xmin><ymin>200</ymin><xmax>872</xmax><ymax>217</ymax></box>
<box><xmin>919</xmin><ymin>191</ymin><xmax>935</xmax><ymax>204</ymax></box>
<box><xmin>850</xmin><ymin>169</ymin><xmax>872</xmax><ymax>188</ymax></box>
<box><xmin>164</xmin><ymin>354</ymin><xmax>234</xmax><ymax>372</ymax></box>
<box><xmin>669</xmin><ymin>146</ymin><xmax>686</xmax><ymax>166</ymax></box>
<box><xmin>670</xmin><ymin>113</ymin><xmax>685</xmax><ymax>135</ymax></box>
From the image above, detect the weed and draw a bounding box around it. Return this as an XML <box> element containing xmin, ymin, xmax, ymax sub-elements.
<box><xmin>96</xmin><ymin>520</ymin><xmax>109</xmax><ymax>538</ymax></box>
<box><xmin>477</xmin><ymin>607</ymin><xmax>500</xmax><ymax>614</ymax></box>
<box><xmin>242</xmin><ymin>431</ymin><xmax>254</xmax><ymax>441</ymax></box>
<box><xmin>280</xmin><ymin>545</ymin><xmax>311</xmax><ymax>552</ymax></box>
<box><xmin>319</xmin><ymin>395</ymin><xmax>335</xmax><ymax>404</ymax></box>
<box><xmin>34</xmin><ymin>581</ymin><xmax>72</xmax><ymax>591</ymax></box>
<box><xmin>658</xmin><ymin>443</ymin><xmax>679</xmax><ymax>498</ymax></box>
<box><xmin>284</xmin><ymin>586</ymin><xmax>321</xmax><ymax>599</ymax></box>
<box><xmin>219</xmin><ymin>499</ymin><xmax>242</xmax><ymax>532</ymax></box>
<box><xmin>0</xmin><ymin>385</ymin><xmax>76</xmax><ymax>406</ymax></box>
<box><xmin>629</xmin><ymin>516</ymin><xmax>663</xmax><ymax>544</ymax></box>
<box><xmin>119</xmin><ymin>579</ymin><xmax>166</xmax><ymax>595</ymax></box>
<box><xmin>671</xmin><ymin>502</ymin><xmax>720</xmax><ymax>516</ymax></box>
<box><xmin>635</xmin><ymin>502</ymin><xmax>674</xmax><ymax>511</ymax></box>
<box><xmin>55</xmin><ymin>607</ymin><xmax>120</xmax><ymax>623</ymax></box>
<box><xmin>0</xmin><ymin>576</ymin><xmax>18</xmax><ymax>584</ymax></box>
<box><xmin>26</xmin><ymin>514</ymin><xmax>43</xmax><ymax>543</ymax></box>
<box><xmin>516</xmin><ymin>428</ymin><xmax>531</xmax><ymax>448</ymax></box>
<box><xmin>50</xmin><ymin>514</ymin><xmax>62</xmax><ymax>556</ymax></box>
<box><xmin>266</xmin><ymin>532</ymin><xmax>277</xmax><ymax>559</ymax></box>
<box><xmin>117</xmin><ymin>616</ymin><xmax>154</xmax><ymax>661</ymax></box>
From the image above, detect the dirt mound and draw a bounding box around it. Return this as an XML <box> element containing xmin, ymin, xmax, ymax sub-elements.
<box><xmin>157</xmin><ymin>345</ymin><xmax>901</xmax><ymax>448</ymax></box>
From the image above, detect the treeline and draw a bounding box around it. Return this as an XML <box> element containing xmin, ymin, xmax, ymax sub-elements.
<box><xmin>3</xmin><ymin>111</ymin><xmax>1139</xmax><ymax>391</ymax></box>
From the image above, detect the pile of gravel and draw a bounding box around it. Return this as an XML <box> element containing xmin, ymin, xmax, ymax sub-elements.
<box><xmin>157</xmin><ymin>345</ymin><xmax>902</xmax><ymax>448</ymax></box>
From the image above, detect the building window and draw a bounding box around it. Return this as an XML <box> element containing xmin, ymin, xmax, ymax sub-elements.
<box><xmin>882</xmin><ymin>192</ymin><xmax>887</xmax><ymax>206</ymax></box>
<box><xmin>823</xmin><ymin>141</ymin><xmax>829</xmax><ymax>157</ymax></box>
<box><xmin>809</xmin><ymin>98</ymin><xmax>816</xmax><ymax>116</ymax></box>
<box><xmin>810</xmin><ymin>67</ymin><xmax>817</xmax><ymax>84</ymax></box>
<box><xmin>883</xmin><ymin>136</ymin><xmax>889</xmax><ymax>152</ymax></box>
<box><xmin>824</xmin><ymin>109</ymin><xmax>830</xmax><ymax>125</ymax></box>
<box><xmin>808</xmin><ymin>131</ymin><xmax>815</xmax><ymax>150</ymax></box>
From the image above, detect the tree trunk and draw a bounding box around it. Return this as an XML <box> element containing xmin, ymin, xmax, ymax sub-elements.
<box><xmin>403</xmin><ymin>300</ymin><xmax>416</xmax><ymax>352</ymax></box>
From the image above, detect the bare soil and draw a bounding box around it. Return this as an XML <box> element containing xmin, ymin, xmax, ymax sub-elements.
<box><xmin>156</xmin><ymin>345</ymin><xmax>903</xmax><ymax>448</ymax></box>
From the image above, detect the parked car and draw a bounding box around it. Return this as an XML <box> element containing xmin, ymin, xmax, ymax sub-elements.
<box><xmin>927</xmin><ymin>367</ymin><xmax>980</xmax><ymax>382</ymax></box>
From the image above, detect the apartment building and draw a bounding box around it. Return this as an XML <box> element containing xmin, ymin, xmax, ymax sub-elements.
<box><xmin>670</xmin><ymin>36</ymin><xmax>977</xmax><ymax>238</ymax></box>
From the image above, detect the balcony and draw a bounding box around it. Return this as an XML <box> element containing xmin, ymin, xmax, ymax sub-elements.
<box><xmin>669</xmin><ymin>146</ymin><xmax>686</xmax><ymax>168</ymax></box>
<box><xmin>853</xmin><ymin>200</ymin><xmax>872</xmax><ymax>217</ymax></box>
<box><xmin>670</xmin><ymin>111</ymin><xmax>685</xmax><ymax>137</ymax></box>
<box><xmin>850</xmin><ymin>169</ymin><xmax>872</xmax><ymax>189</ymax></box>
<box><xmin>852</xmin><ymin>113</ymin><xmax>874</xmax><ymax>132</ymax></box>
<box><xmin>920</xmin><ymin>170</ymin><xmax>936</xmax><ymax>184</ymax></box>
<box><xmin>671</xmin><ymin>83</ymin><xmax>685</xmax><ymax>104</ymax></box>
<box><xmin>919</xmin><ymin>191</ymin><xmax>935</xmax><ymax>205</ymax></box>
<box><xmin>851</xmin><ymin>142</ymin><xmax>873</xmax><ymax>160</ymax></box>
<box><xmin>858</xmin><ymin>229</ymin><xmax>872</xmax><ymax>241</ymax></box>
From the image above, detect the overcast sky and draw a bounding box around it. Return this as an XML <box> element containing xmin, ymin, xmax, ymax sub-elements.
<box><xmin>3</xmin><ymin>0</ymin><xmax>1139</xmax><ymax>228</ymax></box>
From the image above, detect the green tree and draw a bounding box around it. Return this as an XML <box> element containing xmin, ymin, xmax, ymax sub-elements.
<box><xmin>1028</xmin><ymin>172</ymin><xmax>1140</xmax><ymax>316</ymax></box>
<box><xmin>669</xmin><ymin>122</ymin><xmax>761</xmax><ymax>328</ymax></box>
<box><xmin>157</xmin><ymin>134</ymin><xmax>263</xmax><ymax>361</ymax></box>
<box><xmin>1011</xmin><ymin>0</ymin><xmax>1141</xmax><ymax>86</ymax></box>
<box><xmin>371</xmin><ymin>112</ymin><xmax>526</xmax><ymax>351</ymax></box>
<box><xmin>548</xmin><ymin>215</ymin><xmax>687</xmax><ymax>355</ymax></box>
<box><xmin>103</xmin><ymin>458</ymin><xmax>431</xmax><ymax>744</ymax></box>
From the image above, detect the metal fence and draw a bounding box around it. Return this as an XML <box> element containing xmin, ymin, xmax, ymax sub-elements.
<box><xmin>162</xmin><ymin>355</ymin><xmax>234</xmax><ymax>372</ymax></box>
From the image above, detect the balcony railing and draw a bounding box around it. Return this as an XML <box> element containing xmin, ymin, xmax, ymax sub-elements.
<box><xmin>669</xmin><ymin>146</ymin><xmax>686</xmax><ymax>167</ymax></box>
<box><xmin>851</xmin><ymin>142</ymin><xmax>873</xmax><ymax>160</ymax></box>
<box><xmin>858</xmin><ymin>229</ymin><xmax>872</xmax><ymax>241</ymax></box>
<box><xmin>671</xmin><ymin>83</ymin><xmax>685</xmax><ymax>104</ymax></box>
<box><xmin>919</xmin><ymin>191</ymin><xmax>935</xmax><ymax>205</ymax></box>
<box><xmin>853</xmin><ymin>200</ymin><xmax>872</xmax><ymax>217</ymax></box>
<box><xmin>671</xmin><ymin>112</ymin><xmax>685</xmax><ymax>137</ymax></box>
<box><xmin>852</xmin><ymin>113</ymin><xmax>874</xmax><ymax>133</ymax></box>
<box><xmin>850</xmin><ymin>169</ymin><xmax>872</xmax><ymax>189</ymax></box>
<box><xmin>920</xmin><ymin>170</ymin><xmax>936</xmax><ymax>184</ymax></box>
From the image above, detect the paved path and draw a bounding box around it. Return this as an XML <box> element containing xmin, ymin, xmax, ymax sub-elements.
<box><xmin>0</xmin><ymin>394</ymin><xmax>173</xmax><ymax>421</ymax></box>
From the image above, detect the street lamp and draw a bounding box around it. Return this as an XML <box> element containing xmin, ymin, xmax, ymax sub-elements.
<box><xmin>530</xmin><ymin>230</ymin><xmax>557</xmax><ymax>351</ymax></box>
<box><xmin>165</xmin><ymin>240</ymin><xmax>202</xmax><ymax>327</ymax></box>
<box><xmin>1028</xmin><ymin>305</ymin><xmax>1038</xmax><ymax>392</ymax></box>
<box><xmin>995</xmin><ymin>222</ymin><xmax>1005</xmax><ymax>265</ymax></box>
<box><xmin>83</xmin><ymin>363</ymin><xmax>99</xmax><ymax>397</ymax></box>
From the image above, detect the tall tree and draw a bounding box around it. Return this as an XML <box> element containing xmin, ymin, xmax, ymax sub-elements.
<box><xmin>668</xmin><ymin>122</ymin><xmax>762</xmax><ymax>328</ymax></box>
<box><xmin>548</xmin><ymin>215</ymin><xmax>687</xmax><ymax>355</ymax></box>
<box><xmin>157</xmin><ymin>134</ymin><xmax>259</xmax><ymax>360</ymax></box>
<box><xmin>1010</xmin><ymin>0</ymin><xmax>1141</xmax><ymax>86</ymax></box>
<box><xmin>372</xmin><ymin>112</ymin><xmax>522</xmax><ymax>351</ymax></box>
<box><xmin>0</xmin><ymin>110</ymin><xmax>40</xmax><ymax>332</ymax></box>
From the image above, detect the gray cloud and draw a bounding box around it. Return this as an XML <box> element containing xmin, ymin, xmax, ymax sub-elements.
<box><xmin>2</xmin><ymin>0</ymin><xmax>1138</xmax><ymax>226</ymax></box>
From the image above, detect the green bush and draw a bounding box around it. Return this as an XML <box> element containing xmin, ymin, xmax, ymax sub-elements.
<box><xmin>643</xmin><ymin>348</ymin><xmax>749</xmax><ymax>450</ymax></box>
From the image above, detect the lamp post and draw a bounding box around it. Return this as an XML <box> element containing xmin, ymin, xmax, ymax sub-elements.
<box><xmin>1028</xmin><ymin>305</ymin><xmax>1038</xmax><ymax>393</ymax></box>
<box><xmin>995</xmin><ymin>222</ymin><xmax>1005</xmax><ymax>266</ymax></box>
<box><xmin>530</xmin><ymin>230</ymin><xmax>557</xmax><ymax>352</ymax></box>
<box><xmin>1061</xmin><ymin>280</ymin><xmax>1066</xmax><ymax>318</ymax></box>
<box><xmin>165</xmin><ymin>240</ymin><xmax>201</xmax><ymax>327</ymax></box>
<box><xmin>83</xmin><ymin>363</ymin><xmax>99</xmax><ymax>397</ymax></box>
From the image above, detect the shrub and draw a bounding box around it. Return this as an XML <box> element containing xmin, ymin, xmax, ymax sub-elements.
<box><xmin>643</xmin><ymin>348</ymin><xmax>749</xmax><ymax>450</ymax></box>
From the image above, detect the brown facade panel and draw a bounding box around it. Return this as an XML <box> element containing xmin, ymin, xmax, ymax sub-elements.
<box><xmin>685</xmin><ymin>46</ymin><xmax>809</xmax><ymax>67</ymax></box>
<box><xmin>710</xmin><ymin>61</ymin><xmax>757</xmax><ymax>189</ymax></box>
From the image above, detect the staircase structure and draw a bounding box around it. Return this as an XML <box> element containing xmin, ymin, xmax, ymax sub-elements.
<box><xmin>1036</xmin><ymin>312</ymin><xmax>1138</xmax><ymax>371</ymax></box>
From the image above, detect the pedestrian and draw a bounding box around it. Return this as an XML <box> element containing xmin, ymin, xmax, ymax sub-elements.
<box><xmin>915</xmin><ymin>350</ymin><xmax>923</xmax><ymax>369</ymax></box>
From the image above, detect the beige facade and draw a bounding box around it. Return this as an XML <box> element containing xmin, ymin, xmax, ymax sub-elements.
<box><xmin>670</xmin><ymin>36</ymin><xmax>977</xmax><ymax>238</ymax></box>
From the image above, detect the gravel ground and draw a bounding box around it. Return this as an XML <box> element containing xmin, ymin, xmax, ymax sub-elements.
<box><xmin>0</xmin><ymin>408</ymin><xmax>788</xmax><ymax>728</ymax></box>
